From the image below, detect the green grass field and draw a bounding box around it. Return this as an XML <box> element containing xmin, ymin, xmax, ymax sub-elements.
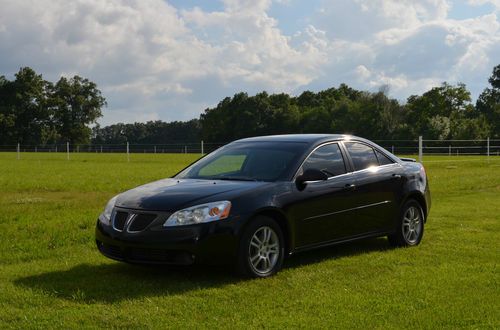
<box><xmin>0</xmin><ymin>152</ymin><xmax>499</xmax><ymax>328</ymax></box>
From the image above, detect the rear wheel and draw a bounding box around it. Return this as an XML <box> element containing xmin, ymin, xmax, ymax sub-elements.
<box><xmin>237</xmin><ymin>216</ymin><xmax>285</xmax><ymax>278</ymax></box>
<box><xmin>388</xmin><ymin>199</ymin><xmax>424</xmax><ymax>247</ymax></box>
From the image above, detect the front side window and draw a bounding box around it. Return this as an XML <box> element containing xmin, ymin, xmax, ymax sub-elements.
<box><xmin>345</xmin><ymin>142</ymin><xmax>378</xmax><ymax>171</ymax></box>
<box><xmin>301</xmin><ymin>143</ymin><xmax>346</xmax><ymax>178</ymax></box>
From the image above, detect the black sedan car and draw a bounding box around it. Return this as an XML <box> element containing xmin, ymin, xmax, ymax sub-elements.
<box><xmin>96</xmin><ymin>134</ymin><xmax>430</xmax><ymax>277</ymax></box>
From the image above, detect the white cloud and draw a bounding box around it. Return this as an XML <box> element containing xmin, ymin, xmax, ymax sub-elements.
<box><xmin>0</xmin><ymin>0</ymin><xmax>499</xmax><ymax>125</ymax></box>
<box><xmin>304</xmin><ymin>0</ymin><xmax>499</xmax><ymax>99</ymax></box>
<box><xmin>467</xmin><ymin>0</ymin><xmax>500</xmax><ymax>10</ymax></box>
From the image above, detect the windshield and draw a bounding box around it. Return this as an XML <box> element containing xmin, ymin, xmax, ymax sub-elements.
<box><xmin>175</xmin><ymin>142</ymin><xmax>307</xmax><ymax>182</ymax></box>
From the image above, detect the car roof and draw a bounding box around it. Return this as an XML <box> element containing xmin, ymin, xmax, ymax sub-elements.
<box><xmin>234</xmin><ymin>134</ymin><xmax>357</xmax><ymax>145</ymax></box>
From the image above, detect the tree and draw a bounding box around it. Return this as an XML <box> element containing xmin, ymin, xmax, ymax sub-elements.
<box><xmin>51</xmin><ymin>76</ymin><xmax>106</xmax><ymax>144</ymax></box>
<box><xmin>476</xmin><ymin>64</ymin><xmax>500</xmax><ymax>138</ymax></box>
<box><xmin>0</xmin><ymin>75</ymin><xmax>16</xmax><ymax>144</ymax></box>
<box><xmin>405</xmin><ymin>82</ymin><xmax>476</xmax><ymax>139</ymax></box>
<box><xmin>91</xmin><ymin>120</ymin><xmax>201</xmax><ymax>145</ymax></box>
<box><xmin>0</xmin><ymin>68</ymin><xmax>53</xmax><ymax>145</ymax></box>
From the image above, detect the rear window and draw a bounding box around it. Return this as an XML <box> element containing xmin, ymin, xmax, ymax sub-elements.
<box><xmin>375</xmin><ymin>149</ymin><xmax>394</xmax><ymax>165</ymax></box>
<box><xmin>345</xmin><ymin>142</ymin><xmax>378</xmax><ymax>171</ymax></box>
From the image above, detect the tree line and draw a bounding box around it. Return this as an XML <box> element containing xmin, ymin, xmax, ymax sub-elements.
<box><xmin>199</xmin><ymin>65</ymin><xmax>499</xmax><ymax>142</ymax></box>
<box><xmin>1</xmin><ymin>65</ymin><xmax>498</xmax><ymax>146</ymax></box>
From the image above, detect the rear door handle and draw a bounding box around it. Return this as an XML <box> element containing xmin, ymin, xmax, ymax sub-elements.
<box><xmin>392</xmin><ymin>174</ymin><xmax>402</xmax><ymax>179</ymax></box>
<box><xmin>344</xmin><ymin>183</ymin><xmax>356</xmax><ymax>190</ymax></box>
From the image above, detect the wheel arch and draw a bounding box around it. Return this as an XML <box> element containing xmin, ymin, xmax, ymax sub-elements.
<box><xmin>246</xmin><ymin>208</ymin><xmax>292</xmax><ymax>255</ymax></box>
<box><xmin>403</xmin><ymin>191</ymin><xmax>428</xmax><ymax>222</ymax></box>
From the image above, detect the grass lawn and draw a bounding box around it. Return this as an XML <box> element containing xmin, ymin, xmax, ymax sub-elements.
<box><xmin>0</xmin><ymin>152</ymin><xmax>499</xmax><ymax>328</ymax></box>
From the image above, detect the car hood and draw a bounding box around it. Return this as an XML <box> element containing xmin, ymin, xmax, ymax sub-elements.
<box><xmin>115</xmin><ymin>178</ymin><xmax>268</xmax><ymax>211</ymax></box>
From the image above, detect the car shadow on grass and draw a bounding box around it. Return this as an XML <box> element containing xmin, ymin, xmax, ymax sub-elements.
<box><xmin>15</xmin><ymin>237</ymin><xmax>393</xmax><ymax>303</ymax></box>
<box><xmin>285</xmin><ymin>237</ymin><xmax>394</xmax><ymax>269</ymax></box>
<box><xmin>14</xmin><ymin>262</ymin><xmax>239</xmax><ymax>303</ymax></box>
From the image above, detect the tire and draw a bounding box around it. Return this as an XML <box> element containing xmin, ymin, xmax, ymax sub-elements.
<box><xmin>388</xmin><ymin>199</ymin><xmax>425</xmax><ymax>247</ymax></box>
<box><xmin>237</xmin><ymin>216</ymin><xmax>285</xmax><ymax>278</ymax></box>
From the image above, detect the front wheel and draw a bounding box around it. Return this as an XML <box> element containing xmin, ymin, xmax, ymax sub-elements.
<box><xmin>237</xmin><ymin>216</ymin><xmax>285</xmax><ymax>278</ymax></box>
<box><xmin>388</xmin><ymin>199</ymin><xmax>424</xmax><ymax>247</ymax></box>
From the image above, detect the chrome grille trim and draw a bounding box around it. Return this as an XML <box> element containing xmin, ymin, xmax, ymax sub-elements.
<box><xmin>111</xmin><ymin>209</ymin><xmax>159</xmax><ymax>233</ymax></box>
<box><xmin>112</xmin><ymin>210</ymin><xmax>131</xmax><ymax>232</ymax></box>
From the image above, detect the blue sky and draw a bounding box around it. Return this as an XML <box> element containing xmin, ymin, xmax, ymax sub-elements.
<box><xmin>0</xmin><ymin>0</ymin><xmax>499</xmax><ymax>125</ymax></box>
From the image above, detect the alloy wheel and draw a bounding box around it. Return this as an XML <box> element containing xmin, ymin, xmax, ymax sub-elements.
<box><xmin>248</xmin><ymin>226</ymin><xmax>280</xmax><ymax>274</ymax></box>
<box><xmin>402</xmin><ymin>206</ymin><xmax>422</xmax><ymax>244</ymax></box>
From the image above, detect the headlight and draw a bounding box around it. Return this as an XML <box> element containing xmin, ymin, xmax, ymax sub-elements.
<box><xmin>164</xmin><ymin>201</ymin><xmax>231</xmax><ymax>227</ymax></box>
<box><xmin>100</xmin><ymin>195</ymin><xmax>118</xmax><ymax>225</ymax></box>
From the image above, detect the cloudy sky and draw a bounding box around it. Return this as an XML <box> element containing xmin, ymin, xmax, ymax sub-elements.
<box><xmin>1</xmin><ymin>0</ymin><xmax>499</xmax><ymax>125</ymax></box>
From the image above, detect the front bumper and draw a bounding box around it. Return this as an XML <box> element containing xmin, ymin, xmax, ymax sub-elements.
<box><xmin>95</xmin><ymin>213</ymin><xmax>242</xmax><ymax>265</ymax></box>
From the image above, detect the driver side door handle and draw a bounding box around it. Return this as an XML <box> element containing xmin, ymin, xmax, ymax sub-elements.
<box><xmin>344</xmin><ymin>183</ymin><xmax>356</xmax><ymax>191</ymax></box>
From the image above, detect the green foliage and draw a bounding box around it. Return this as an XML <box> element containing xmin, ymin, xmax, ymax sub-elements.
<box><xmin>92</xmin><ymin>119</ymin><xmax>200</xmax><ymax>144</ymax></box>
<box><xmin>2</xmin><ymin>65</ymin><xmax>499</xmax><ymax>145</ymax></box>
<box><xmin>0</xmin><ymin>153</ymin><xmax>498</xmax><ymax>328</ymax></box>
<box><xmin>199</xmin><ymin>73</ymin><xmax>498</xmax><ymax>142</ymax></box>
<box><xmin>0</xmin><ymin>67</ymin><xmax>106</xmax><ymax>145</ymax></box>
<box><xmin>50</xmin><ymin>76</ymin><xmax>106</xmax><ymax>144</ymax></box>
<box><xmin>404</xmin><ymin>82</ymin><xmax>495</xmax><ymax>140</ymax></box>
<box><xmin>476</xmin><ymin>64</ymin><xmax>500</xmax><ymax>138</ymax></box>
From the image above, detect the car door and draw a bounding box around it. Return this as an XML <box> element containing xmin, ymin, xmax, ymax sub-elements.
<box><xmin>288</xmin><ymin>143</ymin><xmax>359</xmax><ymax>247</ymax></box>
<box><xmin>343</xmin><ymin>141</ymin><xmax>404</xmax><ymax>234</ymax></box>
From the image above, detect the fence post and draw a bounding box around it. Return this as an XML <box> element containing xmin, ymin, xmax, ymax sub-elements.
<box><xmin>154</xmin><ymin>146</ymin><xmax>156</xmax><ymax>154</ymax></box>
<box><xmin>126</xmin><ymin>142</ymin><xmax>130</xmax><ymax>162</ymax></box>
<box><xmin>449</xmin><ymin>145</ymin><xmax>451</xmax><ymax>156</ymax></box>
<box><xmin>17</xmin><ymin>143</ymin><xmax>20</xmax><ymax>160</ymax></box>
<box><xmin>201</xmin><ymin>140</ymin><xmax>204</xmax><ymax>155</ymax></box>
<box><xmin>66</xmin><ymin>142</ymin><xmax>70</xmax><ymax>160</ymax></box>
<box><xmin>35</xmin><ymin>146</ymin><xmax>37</xmax><ymax>153</ymax></box>
<box><xmin>487</xmin><ymin>137</ymin><xmax>490</xmax><ymax>162</ymax></box>
<box><xmin>418</xmin><ymin>136</ymin><xmax>423</xmax><ymax>163</ymax></box>
<box><xmin>391</xmin><ymin>145</ymin><xmax>394</xmax><ymax>154</ymax></box>
<box><xmin>184</xmin><ymin>146</ymin><xmax>187</xmax><ymax>154</ymax></box>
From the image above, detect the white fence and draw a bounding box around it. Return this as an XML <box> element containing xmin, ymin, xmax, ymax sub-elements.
<box><xmin>372</xmin><ymin>137</ymin><xmax>499</xmax><ymax>161</ymax></box>
<box><xmin>3</xmin><ymin>141</ymin><xmax>223</xmax><ymax>155</ymax></box>
<box><xmin>2</xmin><ymin>137</ymin><xmax>500</xmax><ymax>162</ymax></box>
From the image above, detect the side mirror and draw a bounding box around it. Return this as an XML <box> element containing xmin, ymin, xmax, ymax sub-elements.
<box><xmin>296</xmin><ymin>168</ymin><xmax>328</xmax><ymax>189</ymax></box>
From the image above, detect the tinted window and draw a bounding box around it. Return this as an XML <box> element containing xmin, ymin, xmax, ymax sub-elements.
<box><xmin>176</xmin><ymin>142</ymin><xmax>305</xmax><ymax>181</ymax></box>
<box><xmin>345</xmin><ymin>142</ymin><xmax>378</xmax><ymax>171</ymax></box>
<box><xmin>375</xmin><ymin>149</ymin><xmax>394</xmax><ymax>165</ymax></box>
<box><xmin>199</xmin><ymin>155</ymin><xmax>245</xmax><ymax>176</ymax></box>
<box><xmin>302</xmin><ymin>143</ymin><xmax>346</xmax><ymax>177</ymax></box>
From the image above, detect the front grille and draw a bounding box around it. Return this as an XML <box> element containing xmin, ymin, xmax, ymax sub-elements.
<box><xmin>97</xmin><ymin>240</ymin><xmax>193</xmax><ymax>265</ymax></box>
<box><xmin>129</xmin><ymin>247</ymin><xmax>172</xmax><ymax>262</ymax></box>
<box><xmin>128</xmin><ymin>214</ymin><xmax>157</xmax><ymax>232</ymax></box>
<box><xmin>97</xmin><ymin>241</ymin><xmax>124</xmax><ymax>260</ymax></box>
<box><xmin>129</xmin><ymin>248</ymin><xmax>193</xmax><ymax>264</ymax></box>
<box><xmin>112</xmin><ymin>209</ymin><xmax>160</xmax><ymax>233</ymax></box>
<box><xmin>113</xmin><ymin>211</ymin><xmax>128</xmax><ymax>231</ymax></box>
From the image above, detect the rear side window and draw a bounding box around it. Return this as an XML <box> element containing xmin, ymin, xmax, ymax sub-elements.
<box><xmin>302</xmin><ymin>143</ymin><xmax>346</xmax><ymax>177</ymax></box>
<box><xmin>345</xmin><ymin>142</ymin><xmax>378</xmax><ymax>171</ymax></box>
<box><xmin>375</xmin><ymin>149</ymin><xmax>394</xmax><ymax>165</ymax></box>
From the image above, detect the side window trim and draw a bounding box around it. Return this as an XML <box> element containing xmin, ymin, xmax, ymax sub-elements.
<box><xmin>293</xmin><ymin>141</ymin><xmax>348</xmax><ymax>180</ymax></box>
<box><xmin>338</xmin><ymin>141</ymin><xmax>355</xmax><ymax>173</ymax></box>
